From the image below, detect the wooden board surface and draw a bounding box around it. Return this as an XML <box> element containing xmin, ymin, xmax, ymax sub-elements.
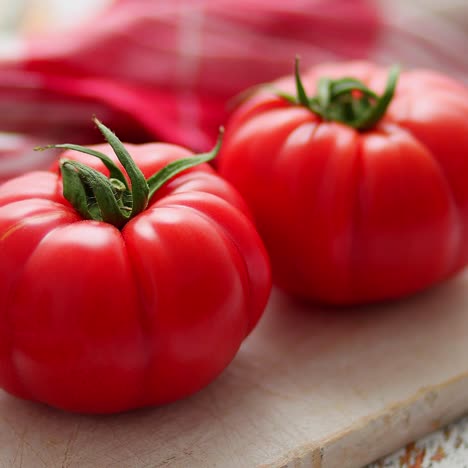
<box><xmin>1</xmin><ymin>270</ymin><xmax>468</xmax><ymax>468</ymax></box>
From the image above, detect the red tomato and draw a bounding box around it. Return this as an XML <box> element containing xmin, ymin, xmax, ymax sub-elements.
<box><xmin>0</xmin><ymin>121</ymin><xmax>271</xmax><ymax>413</ymax></box>
<box><xmin>218</xmin><ymin>61</ymin><xmax>468</xmax><ymax>305</ymax></box>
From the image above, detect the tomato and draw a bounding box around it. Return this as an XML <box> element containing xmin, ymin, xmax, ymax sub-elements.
<box><xmin>0</xmin><ymin>119</ymin><xmax>271</xmax><ymax>413</ymax></box>
<box><xmin>218</xmin><ymin>60</ymin><xmax>468</xmax><ymax>305</ymax></box>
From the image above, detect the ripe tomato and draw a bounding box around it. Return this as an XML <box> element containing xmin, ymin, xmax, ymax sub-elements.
<box><xmin>0</xmin><ymin>120</ymin><xmax>271</xmax><ymax>413</ymax></box>
<box><xmin>218</xmin><ymin>60</ymin><xmax>468</xmax><ymax>304</ymax></box>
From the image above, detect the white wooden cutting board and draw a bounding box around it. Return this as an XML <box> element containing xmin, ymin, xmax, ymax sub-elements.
<box><xmin>1</xmin><ymin>270</ymin><xmax>468</xmax><ymax>468</ymax></box>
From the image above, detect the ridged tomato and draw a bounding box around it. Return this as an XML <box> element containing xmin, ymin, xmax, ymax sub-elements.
<box><xmin>0</xmin><ymin>120</ymin><xmax>271</xmax><ymax>413</ymax></box>
<box><xmin>219</xmin><ymin>61</ymin><xmax>468</xmax><ymax>304</ymax></box>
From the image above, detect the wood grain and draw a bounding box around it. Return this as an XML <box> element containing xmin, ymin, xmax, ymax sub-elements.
<box><xmin>1</xmin><ymin>270</ymin><xmax>468</xmax><ymax>468</ymax></box>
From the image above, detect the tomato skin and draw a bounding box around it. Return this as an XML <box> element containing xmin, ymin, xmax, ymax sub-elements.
<box><xmin>0</xmin><ymin>143</ymin><xmax>271</xmax><ymax>413</ymax></box>
<box><xmin>218</xmin><ymin>62</ymin><xmax>468</xmax><ymax>305</ymax></box>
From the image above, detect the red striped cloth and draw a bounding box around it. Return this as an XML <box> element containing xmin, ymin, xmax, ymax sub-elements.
<box><xmin>3</xmin><ymin>1</ymin><xmax>468</xmax><ymax>183</ymax></box>
<box><xmin>0</xmin><ymin>0</ymin><xmax>380</xmax><ymax>181</ymax></box>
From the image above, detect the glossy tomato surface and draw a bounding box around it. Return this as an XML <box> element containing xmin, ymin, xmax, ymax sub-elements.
<box><xmin>0</xmin><ymin>142</ymin><xmax>271</xmax><ymax>413</ymax></box>
<box><xmin>218</xmin><ymin>62</ymin><xmax>468</xmax><ymax>304</ymax></box>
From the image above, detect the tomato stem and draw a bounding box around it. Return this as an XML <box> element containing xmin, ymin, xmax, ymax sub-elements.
<box><xmin>280</xmin><ymin>57</ymin><xmax>400</xmax><ymax>131</ymax></box>
<box><xmin>36</xmin><ymin>119</ymin><xmax>223</xmax><ymax>228</ymax></box>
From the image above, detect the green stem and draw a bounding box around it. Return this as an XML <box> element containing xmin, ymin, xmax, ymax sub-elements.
<box><xmin>36</xmin><ymin>120</ymin><xmax>223</xmax><ymax>229</ymax></box>
<box><xmin>282</xmin><ymin>58</ymin><xmax>400</xmax><ymax>131</ymax></box>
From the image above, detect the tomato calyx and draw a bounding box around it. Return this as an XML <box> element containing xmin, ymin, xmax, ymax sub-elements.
<box><xmin>36</xmin><ymin>118</ymin><xmax>223</xmax><ymax>228</ymax></box>
<box><xmin>277</xmin><ymin>57</ymin><xmax>400</xmax><ymax>131</ymax></box>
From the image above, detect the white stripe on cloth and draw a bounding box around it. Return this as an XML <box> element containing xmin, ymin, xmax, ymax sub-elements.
<box><xmin>0</xmin><ymin>134</ymin><xmax>56</xmax><ymax>176</ymax></box>
<box><xmin>0</xmin><ymin>35</ymin><xmax>26</xmax><ymax>61</ymax></box>
<box><xmin>176</xmin><ymin>4</ymin><xmax>205</xmax><ymax>148</ymax></box>
<box><xmin>374</xmin><ymin>0</ymin><xmax>468</xmax><ymax>82</ymax></box>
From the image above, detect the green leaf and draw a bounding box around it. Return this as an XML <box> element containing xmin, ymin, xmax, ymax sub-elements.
<box><xmin>317</xmin><ymin>77</ymin><xmax>332</xmax><ymax>110</ymax></box>
<box><xmin>331</xmin><ymin>79</ymin><xmax>378</xmax><ymax>100</ymax></box>
<box><xmin>39</xmin><ymin>119</ymin><xmax>226</xmax><ymax>229</ymax></box>
<box><xmin>294</xmin><ymin>56</ymin><xmax>310</xmax><ymax>108</ymax></box>
<box><xmin>36</xmin><ymin>143</ymin><xmax>128</xmax><ymax>189</ymax></box>
<box><xmin>93</xmin><ymin>118</ymin><xmax>149</xmax><ymax>218</ymax></box>
<box><xmin>270</xmin><ymin>59</ymin><xmax>400</xmax><ymax>131</ymax></box>
<box><xmin>61</xmin><ymin>160</ymin><xmax>128</xmax><ymax>228</ymax></box>
<box><xmin>271</xmin><ymin>88</ymin><xmax>298</xmax><ymax>105</ymax></box>
<box><xmin>353</xmin><ymin>65</ymin><xmax>400</xmax><ymax>130</ymax></box>
<box><xmin>60</xmin><ymin>161</ymin><xmax>92</xmax><ymax>220</ymax></box>
<box><xmin>307</xmin><ymin>97</ymin><xmax>327</xmax><ymax>118</ymax></box>
<box><xmin>147</xmin><ymin>129</ymin><xmax>224</xmax><ymax>200</ymax></box>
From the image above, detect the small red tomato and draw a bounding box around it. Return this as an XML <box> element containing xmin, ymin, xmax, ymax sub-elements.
<box><xmin>218</xmin><ymin>60</ymin><xmax>468</xmax><ymax>305</ymax></box>
<box><xmin>0</xmin><ymin>119</ymin><xmax>271</xmax><ymax>413</ymax></box>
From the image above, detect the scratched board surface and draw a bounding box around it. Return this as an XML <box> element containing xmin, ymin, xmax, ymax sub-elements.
<box><xmin>1</xmin><ymin>270</ymin><xmax>468</xmax><ymax>468</ymax></box>
<box><xmin>369</xmin><ymin>415</ymin><xmax>468</xmax><ymax>467</ymax></box>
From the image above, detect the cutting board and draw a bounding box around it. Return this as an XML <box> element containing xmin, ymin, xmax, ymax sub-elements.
<box><xmin>2</xmin><ymin>270</ymin><xmax>468</xmax><ymax>468</ymax></box>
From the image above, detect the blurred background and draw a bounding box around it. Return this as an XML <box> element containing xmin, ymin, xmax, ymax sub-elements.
<box><xmin>0</xmin><ymin>0</ymin><xmax>467</xmax><ymax>182</ymax></box>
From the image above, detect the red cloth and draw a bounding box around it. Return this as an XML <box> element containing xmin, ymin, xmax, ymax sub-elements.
<box><xmin>0</xmin><ymin>0</ymin><xmax>379</xmax><ymax>156</ymax></box>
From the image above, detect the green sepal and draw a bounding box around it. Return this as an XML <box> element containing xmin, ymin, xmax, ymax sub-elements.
<box><xmin>93</xmin><ymin>118</ymin><xmax>149</xmax><ymax>217</ymax></box>
<box><xmin>36</xmin><ymin>143</ymin><xmax>129</xmax><ymax>190</ymax></box>
<box><xmin>60</xmin><ymin>160</ymin><xmax>92</xmax><ymax>220</ymax></box>
<box><xmin>60</xmin><ymin>160</ymin><xmax>128</xmax><ymax>228</ymax></box>
<box><xmin>294</xmin><ymin>56</ymin><xmax>310</xmax><ymax>107</ymax></box>
<box><xmin>352</xmin><ymin>65</ymin><xmax>400</xmax><ymax>130</ymax></box>
<box><xmin>147</xmin><ymin>129</ymin><xmax>224</xmax><ymax>199</ymax></box>
<box><xmin>330</xmin><ymin>79</ymin><xmax>378</xmax><ymax>100</ymax></box>
<box><xmin>36</xmin><ymin>120</ymin><xmax>224</xmax><ymax>229</ymax></box>
<box><xmin>276</xmin><ymin>58</ymin><xmax>400</xmax><ymax>131</ymax></box>
<box><xmin>317</xmin><ymin>77</ymin><xmax>332</xmax><ymax>109</ymax></box>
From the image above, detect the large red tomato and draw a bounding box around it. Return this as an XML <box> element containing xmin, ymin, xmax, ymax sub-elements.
<box><xmin>0</xmin><ymin>119</ymin><xmax>271</xmax><ymax>413</ymax></box>
<box><xmin>218</xmin><ymin>60</ymin><xmax>468</xmax><ymax>305</ymax></box>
